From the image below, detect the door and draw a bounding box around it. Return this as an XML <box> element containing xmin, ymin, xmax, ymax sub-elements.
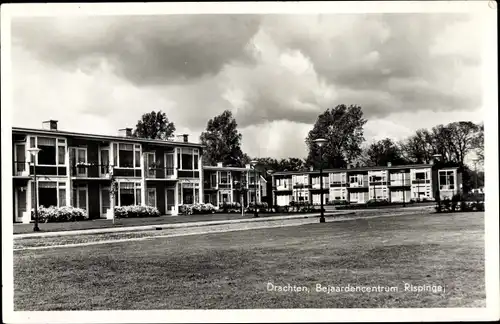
<box><xmin>166</xmin><ymin>188</ymin><xmax>175</xmax><ymax>214</ymax></box>
<box><xmin>14</xmin><ymin>143</ymin><xmax>27</xmax><ymax>175</ymax></box>
<box><xmin>100</xmin><ymin>148</ymin><xmax>109</xmax><ymax>176</ymax></box>
<box><xmin>100</xmin><ymin>186</ymin><xmax>110</xmax><ymax>218</ymax></box>
<box><xmin>147</xmin><ymin>188</ymin><xmax>156</xmax><ymax>207</ymax></box>
<box><xmin>15</xmin><ymin>187</ymin><xmax>27</xmax><ymax>222</ymax></box>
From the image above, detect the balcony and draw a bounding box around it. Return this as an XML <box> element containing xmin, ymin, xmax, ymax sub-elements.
<box><xmin>218</xmin><ymin>181</ymin><xmax>231</xmax><ymax>189</ymax></box>
<box><xmin>144</xmin><ymin>166</ymin><xmax>175</xmax><ymax>180</ymax></box>
<box><xmin>13</xmin><ymin>161</ymin><xmax>30</xmax><ymax>177</ymax></box>
<box><xmin>329</xmin><ymin>181</ymin><xmax>347</xmax><ymax>187</ymax></box>
<box><xmin>389</xmin><ymin>180</ymin><xmax>411</xmax><ymax>187</ymax></box>
<box><xmin>412</xmin><ymin>179</ymin><xmax>431</xmax><ymax>185</ymax></box>
<box><xmin>311</xmin><ymin>182</ymin><xmax>329</xmax><ymax>189</ymax></box>
<box><xmin>177</xmin><ymin>170</ymin><xmax>200</xmax><ymax>179</ymax></box>
<box><xmin>70</xmin><ymin>163</ymin><xmax>112</xmax><ymax>179</ymax></box>
<box><xmin>276</xmin><ymin>184</ymin><xmax>292</xmax><ymax>191</ymax></box>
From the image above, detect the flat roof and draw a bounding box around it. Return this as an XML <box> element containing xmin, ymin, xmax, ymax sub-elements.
<box><xmin>272</xmin><ymin>163</ymin><xmax>451</xmax><ymax>176</ymax></box>
<box><xmin>12</xmin><ymin>127</ymin><xmax>204</xmax><ymax>148</ymax></box>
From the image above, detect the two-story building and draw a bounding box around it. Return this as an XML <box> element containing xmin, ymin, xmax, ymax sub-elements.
<box><xmin>270</xmin><ymin>162</ymin><xmax>462</xmax><ymax>206</ymax></box>
<box><xmin>202</xmin><ymin>162</ymin><xmax>267</xmax><ymax>209</ymax></box>
<box><xmin>12</xmin><ymin>120</ymin><xmax>204</xmax><ymax>223</ymax></box>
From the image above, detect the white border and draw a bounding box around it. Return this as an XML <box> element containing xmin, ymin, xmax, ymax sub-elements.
<box><xmin>2</xmin><ymin>1</ymin><xmax>498</xmax><ymax>323</ymax></box>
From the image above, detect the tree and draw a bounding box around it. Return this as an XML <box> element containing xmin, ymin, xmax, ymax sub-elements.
<box><xmin>133</xmin><ymin>110</ymin><xmax>176</xmax><ymax>140</ymax></box>
<box><xmin>444</xmin><ymin>121</ymin><xmax>480</xmax><ymax>165</ymax></box>
<box><xmin>200</xmin><ymin>110</ymin><xmax>245</xmax><ymax>167</ymax></box>
<box><xmin>278</xmin><ymin>158</ymin><xmax>307</xmax><ymax>172</ymax></box>
<box><xmin>305</xmin><ymin>104</ymin><xmax>367</xmax><ymax>169</ymax></box>
<box><xmin>364</xmin><ymin>138</ymin><xmax>408</xmax><ymax>166</ymax></box>
<box><xmin>474</xmin><ymin>123</ymin><xmax>484</xmax><ymax>164</ymax></box>
<box><xmin>399</xmin><ymin>129</ymin><xmax>435</xmax><ymax>164</ymax></box>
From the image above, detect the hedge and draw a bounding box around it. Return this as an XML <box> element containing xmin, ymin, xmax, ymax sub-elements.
<box><xmin>31</xmin><ymin>206</ymin><xmax>88</xmax><ymax>223</ymax></box>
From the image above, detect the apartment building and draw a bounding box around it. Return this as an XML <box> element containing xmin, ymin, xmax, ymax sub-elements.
<box><xmin>271</xmin><ymin>163</ymin><xmax>461</xmax><ymax>206</ymax></box>
<box><xmin>12</xmin><ymin>121</ymin><xmax>206</xmax><ymax>223</ymax></box>
<box><xmin>202</xmin><ymin>163</ymin><xmax>266</xmax><ymax>208</ymax></box>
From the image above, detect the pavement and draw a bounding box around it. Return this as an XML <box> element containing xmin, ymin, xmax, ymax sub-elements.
<box><xmin>13</xmin><ymin>211</ymin><xmax>355</xmax><ymax>239</ymax></box>
<box><xmin>13</xmin><ymin>205</ymin><xmax>436</xmax><ymax>240</ymax></box>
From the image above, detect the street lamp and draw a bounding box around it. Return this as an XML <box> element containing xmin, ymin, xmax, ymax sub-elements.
<box><xmin>266</xmin><ymin>169</ymin><xmax>275</xmax><ymax>213</ymax></box>
<box><xmin>313</xmin><ymin>138</ymin><xmax>327</xmax><ymax>223</ymax></box>
<box><xmin>27</xmin><ymin>147</ymin><xmax>41</xmax><ymax>232</ymax></box>
<box><xmin>250</xmin><ymin>160</ymin><xmax>259</xmax><ymax>218</ymax></box>
<box><xmin>401</xmin><ymin>170</ymin><xmax>406</xmax><ymax>207</ymax></box>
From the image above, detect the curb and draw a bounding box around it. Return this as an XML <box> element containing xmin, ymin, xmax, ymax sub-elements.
<box><xmin>14</xmin><ymin>212</ymin><xmax>356</xmax><ymax>239</ymax></box>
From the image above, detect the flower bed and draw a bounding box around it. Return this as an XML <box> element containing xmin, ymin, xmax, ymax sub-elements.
<box><xmin>246</xmin><ymin>202</ymin><xmax>270</xmax><ymax>213</ymax></box>
<box><xmin>179</xmin><ymin>203</ymin><xmax>217</xmax><ymax>215</ymax></box>
<box><xmin>435</xmin><ymin>194</ymin><xmax>484</xmax><ymax>213</ymax></box>
<box><xmin>219</xmin><ymin>202</ymin><xmax>242</xmax><ymax>213</ymax></box>
<box><xmin>31</xmin><ymin>206</ymin><xmax>88</xmax><ymax>223</ymax></box>
<box><xmin>114</xmin><ymin>205</ymin><xmax>160</xmax><ymax>218</ymax></box>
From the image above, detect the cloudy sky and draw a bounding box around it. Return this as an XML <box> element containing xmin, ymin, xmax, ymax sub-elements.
<box><xmin>10</xmin><ymin>12</ymin><xmax>485</xmax><ymax>159</ymax></box>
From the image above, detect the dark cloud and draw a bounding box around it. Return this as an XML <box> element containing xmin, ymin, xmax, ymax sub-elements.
<box><xmin>12</xmin><ymin>15</ymin><xmax>261</xmax><ymax>86</ymax></box>
<box><xmin>11</xmin><ymin>12</ymin><xmax>483</xmax><ymax>141</ymax></box>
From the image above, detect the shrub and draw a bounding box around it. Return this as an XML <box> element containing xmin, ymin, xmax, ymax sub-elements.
<box><xmin>114</xmin><ymin>205</ymin><xmax>160</xmax><ymax>218</ymax></box>
<box><xmin>179</xmin><ymin>203</ymin><xmax>216</xmax><ymax>215</ymax></box>
<box><xmin>219</xmin><ymin>202</ymin><xmax>242</xmax><ymax>213</ymax></box>
<box><xmin>31</xmin><ymin>206</ymin><xmax>88</xmax><ymax>223</ymax></box>
<box><xmin>366</xmin><ymin>199</ymin><xmax>390</xmax><ymax>207</ymax></box>
<box><xmin>327</xmin><ymin>200</ymin><xmax>349</xmax><ymax>206</ymax></box>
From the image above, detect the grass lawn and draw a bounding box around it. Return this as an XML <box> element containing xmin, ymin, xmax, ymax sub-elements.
<box><xmin>13</xmin><ymin>212</ymin><xmax>484</xmax><ymax>310</ymax></box>
<box><xmin>13</xmin><ymin>212</ymin><xmax>306</xmax><ymax>234</ymax></box>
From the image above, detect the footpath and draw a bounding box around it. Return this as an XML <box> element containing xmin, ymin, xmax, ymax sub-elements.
<box><xmin>13</xmin><ymin>205</ymin><xmax>435</xmax><ymax>239</ymax></box>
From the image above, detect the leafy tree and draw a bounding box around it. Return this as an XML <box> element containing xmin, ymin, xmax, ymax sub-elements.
<box><xmin>364</xmin><ymin>138</ymin><xmax>408</xmax><ymax>166</ymax></box>
<box><xmin>444</xmin><ymin>121</ymin><xmax>480</xmax><ymax>165</ymax></box>
<box><xmin>305</xmin><ymin>104</ymin><xmax>367</xmax><ymax>169</ymax></box>
<box><xmin>278</xmin><ymin>157</ymin><xmax>307</xmax><ymax>172</ymax></box>
<box><xmin>474</xmin><ymin>123</ymin><xmax>484</xmax><ymax>164</ymax></box>
<box><xmin>133</xmin><ymin>110</ymin><xmax>176</xmax><ymax>140</ymax></box>
<box><xmin>399</xmin><ymin>129</ymin><xmax>435</xmax><ymax>164</ymax></box>
<box><xmin>200</xmin><ymin>110</ymin><xmax>245</xmax><ymax>167</ymax></box>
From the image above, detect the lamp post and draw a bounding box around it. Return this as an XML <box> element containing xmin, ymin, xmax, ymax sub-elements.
<box><xmin>27</xmin><ymin>148</ymin><xmax>41</xmax><ymax>232</ymax></box>
<box><xmin>313</xmin><ymin>138</ymin><xmax>327</xmax><ymax>223</ymax></box>
<box><xmin>266</xmin><ymin>169</ymin><xmax>275</xmax><ymax>213</ymax></box>
<box><xmin>250</xmin><ymin>160</ymin><xmax>259</xmax><ymax>218</ymax></box>
<box><xmin>401</xmin><ymin>170</ymin><xmax>406</xmax><ymax>207</ymax></box>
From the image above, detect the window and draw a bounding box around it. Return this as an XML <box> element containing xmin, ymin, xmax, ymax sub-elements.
<box><xmin>37</xmin><ymin>137</ymin><xmax>56</xmax><ymax>165</ymax></box>
<box><xmin>117</xmin><ymin>182</ymin><xmax>142</xmax><ymax>206</ymax></box>
<box><xmin>178</xmin><ymin>148</ymin><xmax>199</xmax><ymax>170</ymax></box>
<box><xmin>439</xmin><ymin>170</ymin><xmax>455</xmax><ymax>190</ymax></box>
<box><xmin>37</xmin><ymin>181</ymin><xmax>66</xmax><ymax>208</ymax></box>
<box><xmin>70</xmin><ymin>147</ymin><xmax>87</xmax><ymax>177</ymax></box>
<box><xmin>114</xmin><ymin>143</ymin><xmax>141</xmax><ymax>168</ymax></box>
<box><xmin>210</xmin><ymin>173</ymin><xmax>217</xmax><ymax>187</ymax></box>
<box><xmin>145</xmin><ymin>152</ymin><xmax>156</xmax><ymax>177</ymax></box>
<box><xmin>220</xmin><ymin>171</ymin><xmax>231</xmax><ymax>184</ymax></box>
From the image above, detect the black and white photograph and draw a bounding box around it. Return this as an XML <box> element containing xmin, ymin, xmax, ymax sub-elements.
<box><xmin>1</xmin><ymin>2</ymin><xmax>498</xmax><ymax>323</ymax></box>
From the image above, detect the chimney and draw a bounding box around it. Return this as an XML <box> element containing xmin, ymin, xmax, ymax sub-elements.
<box><xmin>217</xmin><ymin>162</ymin><xmax>223</xmax><ymax>167</ymax></box>
<box><xmin>245</xmin><ymin>164</ymin><xmax>251</xmax><ymax>169</ymax></box>
<box><xmin>387</xmin><ymin>162</ymin><xmax>392</xmax><ymax>167</ymax></box>
<box><xmin>347</xmin><ymin>164</ymin><xmax>351</xmax><ymax>169</ymax></box>
<box><xmin>42</xmin><ymin>120</ymin><xmax>58</xmax><ymax>131</ymax></box>
<box><xmin>183</xmin><ymin>134</ymin><xmax>189</xmax><ymax>143</ymax></box>
<box><xmin>118</xmin><ymin>128</ymin><xmax>133</xmax><ymax>137</ymax></box>
<box><xmin>309</xmin><ymin>166</ymin><xmax>314</xmax><ymax>172</ymax></box>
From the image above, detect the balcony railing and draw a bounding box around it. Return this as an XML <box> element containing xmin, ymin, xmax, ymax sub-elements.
<box><xmin>412</xmin><ymin>179</ymin><xmax>431</xmax><ymax>184</ymax></box>
<box><xmin>70</xmin><ymin>163</ymin><xmax>112</xmax><ymax>178</ymax></box>
<box><xmin>14</xmin><ymin>161</ymin><xmax>67</xmax><ymax>176</ymax></box>
<box><xmin>13</xmin><ymin>161</ymin><xmax>29</xmax><ymax>176</ymax></box>
<box><xmin>144</xmin><ymin>166</ymin><xmax>175</xmax><ymax>179</ymax></box>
